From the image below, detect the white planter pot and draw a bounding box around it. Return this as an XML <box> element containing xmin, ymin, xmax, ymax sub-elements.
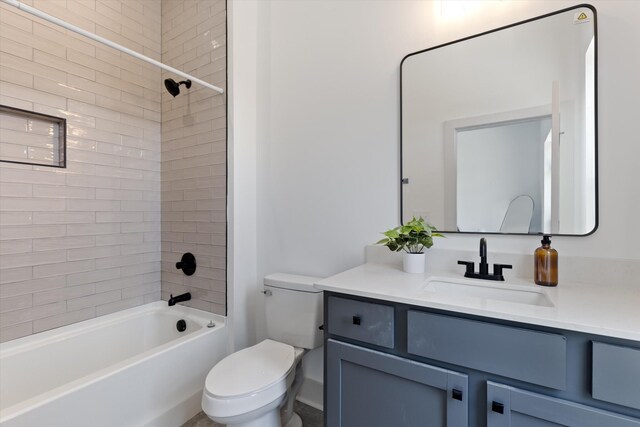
<box><xmin>403</xmin><ymin>252</ymin><xmax>426</xmax><ymax>274</ymax></box>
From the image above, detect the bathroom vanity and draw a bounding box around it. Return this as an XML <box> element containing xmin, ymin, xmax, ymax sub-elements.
<box><xmin>317</xmin><ymin>264</ymin><xmax>640</xmax><ymax>427</ymax></box>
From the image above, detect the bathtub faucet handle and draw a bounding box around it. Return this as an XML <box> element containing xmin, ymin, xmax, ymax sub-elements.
<box><xmin>176</xmin><ymin>252</ymin><xmax>196</xmax><ymax>276</ymax></box>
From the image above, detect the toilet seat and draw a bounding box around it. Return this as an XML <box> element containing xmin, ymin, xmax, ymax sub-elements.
<box><xmin>202</xmin><ymin>339</ymin><xmax>298</xmax><ymax>419</ymax></box>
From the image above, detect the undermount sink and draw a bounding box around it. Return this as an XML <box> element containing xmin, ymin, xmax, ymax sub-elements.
<box><xmin>423</xmin><ymin>277</ymin><xmax>554</xmax><ymax>307</ymax></box>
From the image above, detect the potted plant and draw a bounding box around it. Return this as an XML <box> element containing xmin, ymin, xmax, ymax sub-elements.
<box><xmin>377</xmin><ymin>217</ymin><xmax>444</xmax><ymax>273</ymax></box>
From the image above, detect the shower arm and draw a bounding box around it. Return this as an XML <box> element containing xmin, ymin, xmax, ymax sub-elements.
<box><xmin>0</xmin><ymin>0</ymin><xmax>224</xmax><ymax>95</ymax></box>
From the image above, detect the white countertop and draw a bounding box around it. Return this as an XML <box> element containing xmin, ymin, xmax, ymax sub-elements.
<box><xmin>314</xmin><ymin>263</ymin><xmax>640</xmax><ymax>342</ymax></box>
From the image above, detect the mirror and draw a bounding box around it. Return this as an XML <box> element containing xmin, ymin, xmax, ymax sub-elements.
<box><xmin>401</xmin><ymin>5</ymin><xmax>597</xmax><ymax>235</ymax></box>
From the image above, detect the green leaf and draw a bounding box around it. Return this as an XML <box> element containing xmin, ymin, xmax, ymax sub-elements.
<box><xmin>376</xmin><ymin>217</ymin><xmax>443</xmax><ymax>252</ymax></box>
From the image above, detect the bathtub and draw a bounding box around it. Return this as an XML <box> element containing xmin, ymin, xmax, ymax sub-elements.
<box><xmin>0</xmin><ymin>301</ymin><xmax>228</xmax><ymax>427</ymax></box>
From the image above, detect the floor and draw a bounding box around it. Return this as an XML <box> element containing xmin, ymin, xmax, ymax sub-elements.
<box><xmin>181</xmin><ymin>401</ymin><xmax>324</xmax><ymax>427</ymax></box>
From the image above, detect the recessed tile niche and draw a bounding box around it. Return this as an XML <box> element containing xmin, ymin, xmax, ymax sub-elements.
<box><xmin>0</xmin><ymin>105</ymin><xmax>66</xmax><ymax>168</ymax></box>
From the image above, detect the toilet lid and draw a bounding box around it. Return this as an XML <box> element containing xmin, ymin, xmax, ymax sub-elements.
<box><xmin>205</xmin><ymin>339</ymin><xmax>295</xmax><ymax>398</ymax></box>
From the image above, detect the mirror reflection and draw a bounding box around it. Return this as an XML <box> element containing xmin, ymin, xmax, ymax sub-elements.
<box><xmin>401</xmin><ymin>5</ymin><xmax>597</xmax><ymax>235</ymax></box>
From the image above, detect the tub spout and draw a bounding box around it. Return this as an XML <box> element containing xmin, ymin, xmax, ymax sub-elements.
<box><xmin>168</xmin><ymin>292</ymin><xmax>191</xmax><ymax>306</ymax></box>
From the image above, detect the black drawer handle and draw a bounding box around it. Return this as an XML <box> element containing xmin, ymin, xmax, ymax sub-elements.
<box><xmin>452</xmin><ymin>389</ymin><xmax>463</xmax><ymax>401</ymax></box>
<box><xmin>492</xmin><ymin>401</ymin><xmax>504</xmax><ymax>414</ymax></box>
<box><xmin>352</xmin><ymin>315</ymin><xmax>361</xmax><ymax>325</ymax></box>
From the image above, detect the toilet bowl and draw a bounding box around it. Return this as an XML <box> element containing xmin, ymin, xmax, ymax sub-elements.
<box><xmin>202</xmin><ymin>273</ymin><xmax>323</xmax><ymax>427</ymax></box>
<box><xmin>202</xmin><ymin>340</ymin><xmax>304</xmax><ymax>427</ymax></box>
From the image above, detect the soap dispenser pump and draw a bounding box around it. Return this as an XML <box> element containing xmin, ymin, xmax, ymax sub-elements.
<box><xmin>534</xmin><ymin>235</ymin><xmax>558</xmax><ymax>287</ymax></box>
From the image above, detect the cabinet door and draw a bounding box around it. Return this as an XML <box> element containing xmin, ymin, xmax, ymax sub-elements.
<box><xmin>326</xmin><ymin>339</ymin><xmax>468</xmax><ymax>427</ymax></box>
<box><xmin>487</xmin><ymin>381</ymin><xmax>640</xmax><ymax>427</ymax></box>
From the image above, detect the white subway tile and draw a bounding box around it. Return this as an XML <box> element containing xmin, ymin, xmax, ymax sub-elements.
<box><xmin>0</xmin><ymin>321</ymin><xmax>32</xmax><ymax>343</ymax></box>
<box><xmin>120</xmin><ymin>242</ymin><xmax>159</xmax><ymax>255</ymax></box>
<box><xmin>33</xmin><ymin>260</ymin><xmax>94</xmax><ymax>279</ymax></box>
<box><xmin>32</xmin><ymin>307</ymin><xmax>95</xmax><ymax>333</ymax></box>
<box><xmin>95</xmin><ymin>232</ymin><xmax>142</xmax><ymax>246</ymax></box>
<box><xmin>121</xmin><ymin>282</ymin><xmax>159</xmax><ymax>299</ymax></box>
<box><xmin>0</xmin><ymin>293</ymin><xmax>33</xmax><ymax>313</ymax></box>
<box><xmin>0</xmin><ymin>198</ymin><xmax>66</xmax><ymax>212</ymax></box>
<box><xmin>121</xmin><ymin>260</ymin><xmax>158</xmax><ymax>277</ymax></box>
<box><xmin>67</xmin><ymin>99</ymin><xmax>120</xmax><ymax>122</ymax></box>
<box><xmin>33</xmin><ymin>283</ymin><xmax>95</xmax><ymax>306</ymax></box>
<box><xmin>33</xmin><ymin>212</ymin><xmax>95</xmax><ymax>224</ymax></box>
<box><xmin>121</xmin><ymin>222</ymin><xmax>159</xmax><ymax>233</ymax></box>
<box><xmin>0</xmin><ymin>224</ymin><xmax>66</xmax><ymax>240</ymax></box>
<box><xmin>94</xmin><ymin>275</ymin><xmax>138</xmax><ymax>292</ymax></box>
<box><xmin>67</xmin><ymin>223</ymin><xmax>120</xmax><ymax>236</ymax></box>
<box><xmin>0</xmin><ymin>51</ymin><xmax>67</xmax><ymax>84</ymax></box>
<box><xmin>66</xmin><ymin>174</ymin><xmax>120</xmax><ymax>189</ymax></box>
<box><xmin>67</xmin><ymin>289</ymin><xmax>121</xmax><ymax>312</ymax></box>
<box><xmin>95</xmin><ymin>212</ymin><xmax>143</xmax><ymax>223</ymax></box>
<box><xmin>0</xmin><ymin>301</ymin><xmax>65</xmax><ymax>327</ymax></box>
<box><xmin>0</xmin><ymin>250</ymin><xmax>66</xmax><ymax>270</ymax></box>
<box><xmin>67</xmin><ymin>245</ymin><xmax>120</xmax><ymax>261</ymax></box>
<box><xmin>32</xmin><ymin>185</ymin><xmax>96</xmax><ymax>199</ymax></box>
<box><xmin>0</xmin><ymin>212</ymin><xmax>33</xmax><ymax>226</ymax></box>
<box><xmin>33</xmin><ymin>49</ymin><xmax>95</xmax><ymax>80</ymax></box>
<box><xmin>66</xmin><ymin>199</ymin><xmax>121</xmax><ymax>212</ymax></box>
<box><xmin>0</xmin><ymin>239</ymin><xmax>32</xmax><ymax>255</ymax></box>
<box><xmin>95</xmin><ymin>295</ymin><xmax>143</xmax><ymax>316</ymax></box>
<box><xmin>95</xmin><ymin>253</ymin><xmax>145</xmax><ymax>269</ymax></box>
<box><xmin>95</xmin><ymin>188</ymin><xmax>142</xmax><ymax>201</ymax></box>
<box><xmin>0</xmin><ymin>168</ymin><xmax>66</xmax><ymax>185</ymax></box>
<box><xmin>0</xmin><ymin>276</ymin><xmax>66</xmax><ymax>298</ymax></box>
<box><xmin>66</xmin><ymin>267</ymin><xmax>120</xmax><ymax>287</ymax></box>
<box><xmin>33</xmin><ymin>236</ymin><xmax>95</xmax><ymax>252</ymax></box>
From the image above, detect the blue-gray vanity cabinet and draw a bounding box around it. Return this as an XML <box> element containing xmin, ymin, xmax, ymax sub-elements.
<box><xmin>487</xmin><ymin>381</ymin><xmax>640</xmax><ymax>427</ymax></box>
<box><xmin>326</xmin><ymin>339</ymin><xmax>469</xmax><ymax>427</ymax></box>
<box><xmin>323</xmin><ymin>292</ymin><xmax>640</xmax><ymax>427</ymax></box>
<box><xmin>592</xmin><ymin>342</ymin><xmax>640</xmax><ymax>410</ymax></box>
<box><xmin>407</xmin><ymin>311</ymin><xmax>567</xmax><ymax>390</ymax></box>
<box><xmin>327</xmin><ymin>296</ymin><xmax>395</xmax><ymax>349</ymax></box>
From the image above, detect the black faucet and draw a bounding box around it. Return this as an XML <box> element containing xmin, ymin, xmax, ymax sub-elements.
<box><xmin>168</xmin><ymin>292</ymin><xmax>191</xmax><ymax>306</ymax></box>
<box><xmin>458</xmin><ymin>238</ymin><xmax>512</xmax><ymax>281</ymax></box>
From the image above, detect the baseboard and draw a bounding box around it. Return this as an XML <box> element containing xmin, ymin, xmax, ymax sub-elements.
<box><xmin>296</xmin><ymin>378</ymin><xmax>323</xmax><ymax>411</ymax></box>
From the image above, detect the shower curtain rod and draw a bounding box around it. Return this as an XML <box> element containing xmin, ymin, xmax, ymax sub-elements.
<box><xmin>0</xmin><ymin>0</ymin><xmax>224</xmax><ymax>94</ymax></box>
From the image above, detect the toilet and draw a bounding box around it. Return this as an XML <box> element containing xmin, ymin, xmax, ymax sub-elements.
<box><xmin>202</xmin><ymin>273</ymin><xmax>323</xmax><ymax>427</ymax></box>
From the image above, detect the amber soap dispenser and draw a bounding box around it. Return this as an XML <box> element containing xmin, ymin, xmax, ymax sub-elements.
<box><xmin>534</xmin><ymin>235</ymin><xmax>558</xmax><ymax>286</ymax></box>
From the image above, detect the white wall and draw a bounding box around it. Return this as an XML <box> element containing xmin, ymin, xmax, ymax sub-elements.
<box><xmin>229</xmin><ymin>0</ymin><xmax>640</xmax><ymax>346</ymax></box>
<box><xmin>227</xmin><ymin>0</ymin><xmax>259</xmax><ymax>350</ymax></box>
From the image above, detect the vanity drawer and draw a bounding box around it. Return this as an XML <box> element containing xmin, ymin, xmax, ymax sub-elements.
<box><xmin>327</xmin><ymin>296</ymin><xmax>394</xmax><ymax>348</ymax></box>
<box><xmin>592</xmin><ymin>342</ymin><xmax>640</xmax><ymax>410</ymax></box>
<box><xmin>407</xmin><ymin>311</ymin><xmax>567</xmax><ymax>390</ymax></box>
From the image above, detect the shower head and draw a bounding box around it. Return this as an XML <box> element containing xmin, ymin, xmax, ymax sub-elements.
<box><xmin>164</xmin><ymin>78</ymin><xmax>192</xmax><ymax>97</ymax></box>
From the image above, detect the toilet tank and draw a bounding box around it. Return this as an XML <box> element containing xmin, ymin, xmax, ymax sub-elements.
<box><xmin>264</xmin><ymin>273</ymin><xmax>324</xmax><ymax>349</ymax></box>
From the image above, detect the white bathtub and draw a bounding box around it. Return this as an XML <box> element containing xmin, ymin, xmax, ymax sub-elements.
<box><xmin>0</xmin><ymin>301</ymin><xmax>228</xmax><ymax>427</ymax></box>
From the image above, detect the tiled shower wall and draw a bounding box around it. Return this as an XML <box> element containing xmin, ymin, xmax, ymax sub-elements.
<box><xmin>0</xmin><ymin>0</ymin><xmax>162</xmax><ymax>342</ymax></box>
<box><xmin>160</xmin><ymin>0</ymin><xmax>226</xmax><ymax>315</ymax></box>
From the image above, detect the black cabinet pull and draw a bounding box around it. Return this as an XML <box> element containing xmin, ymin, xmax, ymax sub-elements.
<box><xmin>452</xmin><ymin>389</ymin><xmax>463</xmax><ymax>401</ymax></box>
<box><xmin>352</xmin><ymin>315</ymin><xmax>361</xmax><ymax>325</ymax></box>
<box><xmin>491</xmin><ymin>401</ymin><xmax>504</xmax><ymax>414</ymax></box>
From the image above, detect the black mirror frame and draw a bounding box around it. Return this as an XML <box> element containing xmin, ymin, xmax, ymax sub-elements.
<box><xmin>399</xmin><ymin>4</ymin><xmax>598</xmax><ymax>237</ymax></box>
